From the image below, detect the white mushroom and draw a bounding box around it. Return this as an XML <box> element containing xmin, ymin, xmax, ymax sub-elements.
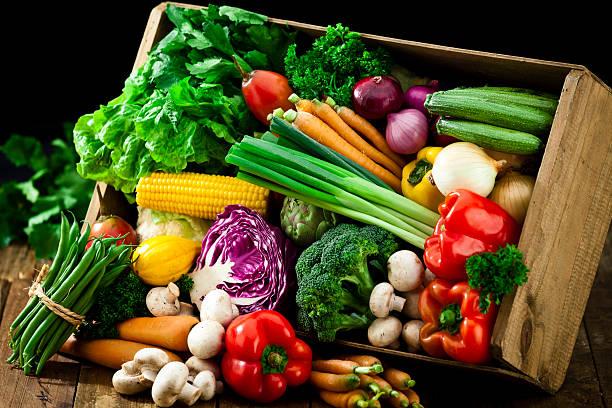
<box><xmin>185</xmin><ymin>356</ymin><xmax>221</xmax><ymax>380</ymax></box>
<box><xmin>387</xmin><ymin>250</ymin><xmax>424</xmax><ymax>292</ymax></box>
<box><xmin>192</xmin><ymin>371</ymin><xmax>219</xmax><ymax>401</ymax></box>
<box><xmin>112</xmin><ymin>369</ymin><xmax>150</xmax><ymax>395</ymax></box>
<box><xmin>402</xmin><ymin>320</ymin><xmax>424</xmax><ymax>353</ymax></box>
<box><xmin>146</xmin><ymin>283</ymin><xmax>181</xmax><ymax>317</ymax></box>
<box><xmin>112</xmin><ymin>348</ymin><xmax>169</xmax><ymax>395</ymax></box>
<box><xmin>179</xmin><ymin>302</ymin><xmax>195</xmax><ymax>316</ymax></box>
<box><xmin>400</xmin><ymin>286</ymin><xmax>423</xmax><ymax>320</ymax></box>
<box><xmin>387</xmin><ymin>339</ymin><xmax>401</xmax><ymax>350</ymax></box>
<box><xmin>187</xmin><ymin>320</ymin><xmax>225</xmax><ymax>359</ymax></box>
<box><xmin>369</xmin><ymin>282</ymin><xmax>406</xmax><ymax>318</ymax></box>
<box><xmin>232</xmin><ymin>303</ymin><xmax>239</xmax><ymax>320</ymax></box>
<box><xmin>200</xmin><ymin>289</ymin><xmax>234</xmax><ymax>327</ymax></box>
<box><xmin>423</xmin><ymin>268</ymin><xmax>437</xmax><ymax>287</ymax></box>
<box><xmin>367</xmin><ymin>316</ymin><xmax>402</xmax><ymax>347</ymax></box>
<box><xmin>152</xmin><ymin>361</ymin><xmax>201</xmax><ymax>407</ymax></box>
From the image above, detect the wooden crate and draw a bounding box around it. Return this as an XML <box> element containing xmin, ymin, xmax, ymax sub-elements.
<box><xmin>84</xmin><ymin>2</ymin><xmax>612</xmax><ymax>394</ymax></box>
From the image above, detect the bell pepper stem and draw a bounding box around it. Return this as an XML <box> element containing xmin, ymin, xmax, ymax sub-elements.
<box><xmin>267</xmin><ymin>352</ymin><xmax>283</xmax><ymax>368</ymax></box>
<box><xmin>261</xmin><ymin>345</ymin><xmax>288</xmax><ymax>374</ymax></box>
<box><xmin>439</xmin><ymin>303</ymin><xmax>462</xmax><ymax>335</ymax></box>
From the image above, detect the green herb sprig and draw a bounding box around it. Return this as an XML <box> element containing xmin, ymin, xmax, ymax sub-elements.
<box><xmin>466</xmin><ymin>244</ymin><xmax>529</xmax><ymax>313</ymax></box>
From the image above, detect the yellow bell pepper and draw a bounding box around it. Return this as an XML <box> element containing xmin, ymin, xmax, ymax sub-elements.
<box><xmin>401</xmin><ymin>147</ymin><xmax>444</xmax><ymax>212</ymax></box>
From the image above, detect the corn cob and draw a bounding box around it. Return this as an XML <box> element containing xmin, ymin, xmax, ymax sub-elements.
<box><xmin>136</xmin><ymin>172</ymin><xmax>269</xmax><ymax>219</ymax></box>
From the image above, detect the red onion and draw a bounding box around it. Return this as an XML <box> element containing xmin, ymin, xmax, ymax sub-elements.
<box><xmin>404</xmin><ymin>85</ymin><xmax>437</xmax><ymax>116</ymax></box>
<box><xmin>352</xmin><ymin>76</ymin><xmax>403</xmax><ymax>120</ymax></box>
<box><xmin>430</xmin><ymin>116</ymin><xmax>459</xmax><ymax>146</ymax></box>
<box><xmin>386</xmin><ymin>109</ymin><xmax>428</xmax><ymax>154</ymax></box>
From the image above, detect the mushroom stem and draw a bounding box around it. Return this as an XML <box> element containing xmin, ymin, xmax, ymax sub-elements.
<box><xmin>391</xmin><ymin>295</ymin><xmax>406</xmax><ymax>313</ymax></box>
<box><xmin>165</xmin><ymin>282</ymin><xmax>180</xmax><ymax>303</ymax></box>
<box><xmin>178</xmin><ymin>382</ymin><xmax>201</xmax><ymax>406</ymax></box>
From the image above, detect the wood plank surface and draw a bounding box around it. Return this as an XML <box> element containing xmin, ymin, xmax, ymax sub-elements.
<box><xmin>0</xmin><ymin>247</ymin><xmax>80</xmax><ymax>408</ymax></box>
<box><xmin>584</xmin><ymin>229</ymin><xmax>612</xmax><ymax>407</ymax></box>
<box><xmin>491</xmin><ymin>69</ymin><xmax>612</xmax><ymax>392</ymax></box>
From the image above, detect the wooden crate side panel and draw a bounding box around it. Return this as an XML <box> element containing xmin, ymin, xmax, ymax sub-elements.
<box><xmin>491</xmin><ymin>69</ymin><xmax>612</xmax><ymax>392</ymax></box>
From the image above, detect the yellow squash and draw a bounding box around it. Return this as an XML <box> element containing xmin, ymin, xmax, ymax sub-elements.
<box><xmin>132</xmin><ymin>235</ymin><xmax>201</xmax><ymax>286</ymax></box>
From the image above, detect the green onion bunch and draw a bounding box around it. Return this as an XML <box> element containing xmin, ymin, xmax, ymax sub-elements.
<box><xmin>225</xmin><ymin>136</ymin><xmax>439</xmax><ymax>249</ymax></box>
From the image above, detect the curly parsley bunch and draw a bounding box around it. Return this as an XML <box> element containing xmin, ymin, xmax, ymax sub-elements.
<box><xmin>284</xmin><ymin>23</ymin><xmax>392</xmax><ymax>107</ymax></box>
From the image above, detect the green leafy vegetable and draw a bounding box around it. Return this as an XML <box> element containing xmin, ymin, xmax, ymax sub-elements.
<box><xmin>284</xmin><ymin>23</ymin><xmax>392</xmax><ymax>107</ymax></box>
<box><xmin>74</xmin><ymin>5</ymin><xmax>295</xmax><ymax>196</ymax></box>
<box><xmin>175</xmin><ymin>274</ymin><xmax>194</xmax><ymax>303</ymax></box>
<box><xmin>466</xmin><ymin>244</ymin><xmax>529</xmax><ymax>313</ymax></box>
<box><xmin>0</xmin><ymin>129</ymin><xmax>94</xmax><ymax>258</ymax></box>
<box><xmin>76</xmin><ymin>271</ymin><xmax>151</xmax><ymax>339</ymax></box>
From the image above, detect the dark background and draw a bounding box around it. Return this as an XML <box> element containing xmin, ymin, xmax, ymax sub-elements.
<box><xmin>1</xmin><ymin>2</ymin><xmax>608</xmax><ymax>146</ymax></box>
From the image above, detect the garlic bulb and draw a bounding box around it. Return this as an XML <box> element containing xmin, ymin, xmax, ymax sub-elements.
<box><xmin>489</xmin><ymin>171</ymin><xmax>535</xmax><ymax>224</ymax></box>
<box><xmin>432</xmin><ymin>142</ymin><xmax>506</xmax><ymax>197</ymax></box>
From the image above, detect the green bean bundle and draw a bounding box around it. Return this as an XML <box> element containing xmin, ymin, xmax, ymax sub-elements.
<box><xmin>7</xmin><ymin>213</ymin><xmax>132</xmax><ymax>375</ymax></box>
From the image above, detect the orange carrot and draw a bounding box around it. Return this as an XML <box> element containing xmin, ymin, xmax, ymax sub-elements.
<box><xmin>284</xmin><ymin>109</ymin><xmax>402</xmax><ymax>192</ymax></box>
<box><xmin>311</xmin><ymin>99</ymin><xmax>403</xmax><ymax>177</ymax></box>
<box><xmin>319</xmin><ymin>389</ymin><xmax>370</xmax><ymax>408</ymax></box>
<box><xmin>311</xmin><ymin>371</ymin><xmax>361</xmax><ymax>392</ymax></box>
<box><xmin>383</xmin><ymin>368</ymin><xmax>416</xmax><ymax>390</ymax></box>
<box><xmin>116</xmin><ymin>315</ymin><xmax>199</xmax><ymax>352</ymax></box>
<box><xmin>329</xmin><ymin>99</ymin><xmax>406</xmax><ymax>168</ymax></box>
<box><xmin>313</xmin><ymin>359</ymin><xmax>383</xmax><ymax>375</ymax></box>
<box><xmin>357</xmin><ymin>374</ymin><xmax>382</xmax><ymax>394</ymax></box>
<box><xmin>369</xmin><ymin>375</ymin><xmax>398</xmax><ymax>397</ymax></box>
<box><xmin>405</xmin><ymin>388</ymin><xmax>423</xmax><ymax>407</ymax></box>
<box><xmin>388</xmin><ymin>389</ymin><xmax>423</xmax><ymax>408</ymax></box>
<box><xmin>288</xmin><ymin>93</ymin><xmax>315</xmax><ymax>114</ymax></box>
<box><xmin>342</xmin><ymin>355</ymin><xmax>382</xmax><ymax>367</ymax></box>
<box><xmin>60</xmin><ymin>336</ymin><xmax>181</xmax><ymax>369</ymax></box>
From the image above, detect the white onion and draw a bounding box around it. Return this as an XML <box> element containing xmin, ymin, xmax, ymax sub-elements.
<box><xmin>386</xmin><ymin>109</ymin><xmax>428</xmax><ymax>154</ymax></box>
<box><xmin>489</xmin><ymin>171</ymin><xmax>535</xmax><ymax>224</ymax></box>
<box><xmin>432</xmin><ymin>142</ymin><xmax>506</xmax><ymax>197</ymax></box>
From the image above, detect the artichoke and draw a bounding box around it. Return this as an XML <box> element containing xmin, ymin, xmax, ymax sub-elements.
<box><xmin>280</xmin><ymin>197</ymin><xmax>339</xmax><ymax>247</ymax></box>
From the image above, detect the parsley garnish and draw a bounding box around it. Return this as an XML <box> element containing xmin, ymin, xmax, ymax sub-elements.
<box><xmin>466</xmin><ymin>245</ymin><xmax>529</xmax><ymax>313</ymax></box>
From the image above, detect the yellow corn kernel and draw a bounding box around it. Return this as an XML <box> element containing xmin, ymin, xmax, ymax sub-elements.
<box><xmin>136</xmin><ymin>172</ymin><xmax>269</xmax><ymax>219</ymax></box>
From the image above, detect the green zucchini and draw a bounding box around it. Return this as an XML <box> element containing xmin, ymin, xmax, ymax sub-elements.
<box><xmin>436</xmin><ymin>118</ymin><xmax>542</xmax><ymax>154</ymax></box>
<box><xmin>441</xmin><ymin>87</ymin><xmax>558</xmax><ymax>115</ymax></box>
<box><xmin>425</xmin><ymin>92</ymin><xmax>554</xmax><ymax>135</ymax></box>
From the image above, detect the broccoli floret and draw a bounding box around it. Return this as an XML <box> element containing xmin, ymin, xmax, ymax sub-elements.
<box><xmin>295</xmin><ymin>223</ymin><xmax>398</xmax><ymax>342</ymax></box>
<box><xmin>174</xmin><ymin>274</ymin><xmax>194</xmax><ymax>303</ymax></box>
<box><xmin>360</xmin><ymin>225</ymin><xmax>400</xmax><ymax>275</ymax></box>
<box><xmin>76</xmin><ymin>271</ymin><xmax>151</xmax><ymax>339</ymax></box>
<box><xmin>313</xmin><ymin>312</ymin><xmax>371</xmax><ymax>343</ymax></box>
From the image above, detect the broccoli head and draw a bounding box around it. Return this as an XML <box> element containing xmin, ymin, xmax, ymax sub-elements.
<box><xmin>76</xmin><ymin>271</ymin><xmax>151</xmax><ymax>339</ymax></box>
<box><xmin>295</xmin><ymin>223</ymin><xmax>398</xmax><ymax>342</ymax></box>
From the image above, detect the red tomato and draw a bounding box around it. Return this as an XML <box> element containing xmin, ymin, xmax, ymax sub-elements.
<box><xmin>85</xmin><ymin>215</ymin><xmax>137</xmax><ymax>250</ymax></box>
<box><xmin>238</xmin><ymin>64</ymin><xmax>294</xmax><ymax>125</ymax></box>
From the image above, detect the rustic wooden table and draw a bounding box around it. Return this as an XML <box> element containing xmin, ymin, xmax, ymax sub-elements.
<box><xmin>0</xmin><ymin>230</ymin><xmax>609</xmax><ymax>408</ymax></box>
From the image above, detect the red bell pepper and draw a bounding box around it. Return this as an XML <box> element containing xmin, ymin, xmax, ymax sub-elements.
<box><xmin>419</xmin><ymin>279</ymin><xmax>497</xmax><ymax>364</ymax></box>
<box><xmin>424</xmin><ymin>189</ymin><xmax>520</xmax><ymax>281</ymax></box>
<box><xmin>221</xmin><ymin>310</ymin><xmax>312</xmax><ymax>403</ymax></box>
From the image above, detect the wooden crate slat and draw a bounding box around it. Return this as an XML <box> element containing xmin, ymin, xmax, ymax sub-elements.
<box><xmin>217</xmin><ymin>387</ymin><xmax>309</xmax><ymax>408</ymax></box>
<box><xmin>491</xmin><ymin>70</ymin><xmax>612</xmax><ymax>391</ymax></box>
<box><xmin>584</xmin><ymin>229</ymin><xmax>612</xmax><ymax>407</ymax></box>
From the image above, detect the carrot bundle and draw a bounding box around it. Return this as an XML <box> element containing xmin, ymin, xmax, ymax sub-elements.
<box><xmin>290</xmin><ymin>94</ymin><xmax>403</xmax><ymax>178</ymax></box>
<box><xmin>283</xmin><ymin>109</ymin><xmax>402</xmax><ymax>192</ymax></box>
<box><xmin>329</xmin><ymin>100</ymin><xmax>407</xmax><ymax>169</ymax></box>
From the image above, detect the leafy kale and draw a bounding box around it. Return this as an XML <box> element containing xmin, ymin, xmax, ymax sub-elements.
<box><xmin>76</xmin><ymin>271</ymin><xmax>151</xmax><ymax>339</ymax></box>
<box><xmin>466</xmin><ymin>244</ymin><xmax>529</xmax><ymax>313</ymax></box>
<box><xmin>74</xmin><ymin>5</ymin><xmax>295</xmax><ymax>196</ymax></box>
<box><xmin>175</xmin><ymin>274</ymin><xmax>194</xmax><ymax>303</ymax></box>
<box><xmin>295</xmin><ymin>223</ymin><xmax>398</xmax><ymax>342</ymax></box>
<box><xmin>284</xmin><ymin>23</ymin><xmax>392</xmax><ymax>107</ymax></box>
<box><xmin>0</xmin><ymin>128</ymin><xmax>94</xmax><ymax>258</ymax></box>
